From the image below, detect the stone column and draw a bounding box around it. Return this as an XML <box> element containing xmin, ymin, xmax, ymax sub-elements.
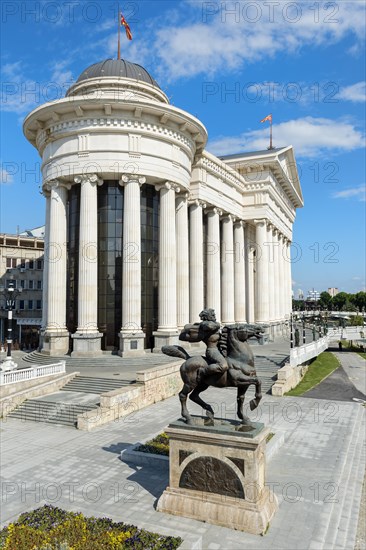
<box><xmin>153</xmin><ymin>182</ymin><xmax>180</xmax><ymax>349</ymax></box>
<box><xmin>234</xmin><ymin>221</ymin><xmax>246</xmax><ymax>323</ymax></box>
<box><xmin>118</xmin><ymin>174</ymin><xmax>146</xmax><ymax>356</ymax></box>
<box><xmin>273</xmin><ymin>228</ymin><xmax>280</xmax><ymax>323</ymax></box>
<box><xmin>278</xmin><ymin>233</ymin><xmax>285</xmax><ymax>320</ymax></box>
<box><xmin>176</xmin><ymin>193</ymin><xmax>189</xmax><ymax>329</ymax></box>
<box><xmin>40</xmin><ymin>190</ymin><xmax>50</xmax><ymax>347</ymax></box>
<box><xmin>255</xmin><ymin>220</ymin><xmax>270</xmax><ymax>323</ymax></box>
<box><xmin>285</xmin><ymin>239</ymin><xmax>292</xmax><ymax>318</ymax></box>
<box><xmin>221</xmin><ymin>214</ymin><xmax>235</xmax><ymax>324</ymax></box>
<box><xmin>43</xmin><ymin>180</ymin><xmax>69</xmax><ymax>355</ymax></box>
<box><xmin>189</xmin><ymin>200</ymin><xmax>205</xmax><ymax>323</ymax></box>
<box><xmin>206</xmin><ymin>207</ymin><xmax>221</xmax><ymax>322</ymax></box>
<box><xmin>246</xmin><ymin>243</ymin><xmax>255</xmax><ymax>323</ymax></box>
<box><xmin>72</xmin><ymin>174</ymin><xmax>103</xmax><ymax>356</ymax></box>
<box><xmin>267</xmin><ymin>224</ymin><xmax>275</xmax><ymax>328</ymax></box>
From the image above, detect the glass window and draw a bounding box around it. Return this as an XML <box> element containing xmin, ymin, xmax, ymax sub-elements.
<box><xmin>28</xmin><ymin>300</ymin><xmax>33</xmax><ymax>310</ymax></box>
<box><xmin>20</xmin><ymin>258</ymin><xmax>26</xmax><ymax>268</ymax></box>
<box><xmin>19</xmin><ymin>300</ymin><xmax>25</xmax><ymax>310</ymax></box>
<box><xmin>29</xmin><ymin>260</ymin><xmax>34</xmax><ymax>269</ymax></box>
<box><xmin>37</xmin><ymin>280</ymin><xmax>42</xmax><ymax>290</ymax></box>
<box><xmin>37</xmin><ymin>260</ymin><xmax>42</xmax><ymax>269</ymax></box>
<box><xmin>36</xmin><ymin>300</ymin><xmax>42</xmax><ymax>310</ymax></box>
<box><xmin>28</xmin><ymin>280</ymin><xmax>34</xmax><ymax>289</ymax></box>
<box><xmin>20</xmin><ymin>280</ymin><xmax>26</xmax><ymax>289</ymax></box>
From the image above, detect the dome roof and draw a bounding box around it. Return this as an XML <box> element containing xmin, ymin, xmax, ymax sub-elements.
<box><xmin>76</xmin><ymin>58</ymin><xmax>160</xmax><ymax>88</ymax></box>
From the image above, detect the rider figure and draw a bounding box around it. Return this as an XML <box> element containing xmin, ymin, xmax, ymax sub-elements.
<box><xmin>196</xmin><ymin>309</ymin><xmax>228</xmax><ymax>384</ymax></box>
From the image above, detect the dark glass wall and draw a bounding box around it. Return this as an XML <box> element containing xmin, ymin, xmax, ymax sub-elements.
<box><xmin>66</xmin><ymin>185</ymin><xmax>80</xmax><ymax>335</ymax></box>
<box><xmin>141</xmin><ymin>185</ymin><xmax>159</xmax><ymax>348</ymax></box>
<box><xmin>97</xmin><ymin>181</ymin><xmax>123</xmax><ymax>350</ymax></box>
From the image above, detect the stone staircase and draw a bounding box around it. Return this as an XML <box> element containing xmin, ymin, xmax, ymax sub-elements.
<box><xmin>6</xmin><ymin>399</ymin><xmax>98</xmax><ymax>427</ymax></box>
<box><xmin>309</xmin><ymin>404</ymin><xmax>365</xmax><ymax>549</ymax></box>
<box><xmin>61</xmin><ymin>375</ymin><xmax>133</xmax><ymax>394</ymax></box>
<box><xmin>254</xmin><ymin>355</ymin><xmax>287</xmax><ymax>394</ymax></box>
<box><xmin>22</xmin><ymin>351</ymin><xmax>127</xmax><ymax>367</ymax></box>
<box><xmin>5</xmin><ymin>375</ymin><xmax>133</xmax><ymax>427</ymax></box>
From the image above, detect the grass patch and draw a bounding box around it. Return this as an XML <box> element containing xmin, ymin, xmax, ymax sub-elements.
<box><xmin>0</xmin><ymin>505</ymin><xmax>182</xmax><ymax>549</ymax></box>
<box><xmin>285</xmin><ymin>352</ymin><xmax>340</xmax><ymax>397</ymax></box>
<box><xmin>135</xmin><ymin>432</ymin><xmax>170</xmax><ymax>456</ymax></box>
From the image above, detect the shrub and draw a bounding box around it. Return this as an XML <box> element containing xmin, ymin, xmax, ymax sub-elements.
<box><xmin>135</xmin><ymin>432</ymin><xmax>170</xmax><ymax>456</ymax></box>
<box><xmin>0</xmin><ymin>505</ymin><xmax>182</xmax><ymax>550</ymax></box>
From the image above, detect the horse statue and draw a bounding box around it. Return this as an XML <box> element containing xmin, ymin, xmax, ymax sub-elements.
<box><xmin>162</xmin><ymin>309</ymin><xmax>264</xmax><ymax>425</ymax></box>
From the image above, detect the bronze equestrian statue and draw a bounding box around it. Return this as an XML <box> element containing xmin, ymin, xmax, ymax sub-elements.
<box><xmin>162</xmin><ymin>309</ymin><xmax>264</xmax><ymax>425</ymax></box>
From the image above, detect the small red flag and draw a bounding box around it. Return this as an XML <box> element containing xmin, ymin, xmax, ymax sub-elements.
<box><xmin>260</xmin><ymin>114</ymin><xmax>272</xmax><ymax>123</ymax></box>
<box><xmin>121</xmin><ymin>13</ymin><xmax>132</xmax><ymax>40</ymax></box>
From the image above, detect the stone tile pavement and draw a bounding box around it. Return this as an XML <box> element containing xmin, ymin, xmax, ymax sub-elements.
<box><xmin>1</xmin><ymin>382</ymin><xmax>365</xmax><ymax>549</ymax></box>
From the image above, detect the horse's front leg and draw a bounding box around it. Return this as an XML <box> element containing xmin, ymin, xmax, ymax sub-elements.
<box><xmin>237</xmin><ymin>385</ymin><xmax>252</xmax><ymax>424</ymax></box>
<box><xmin>249</xmin><ymin>379</ymin><xmax>262</xmax><ymax>411</ymax></box>
<box><xmin>189</xmin><ymin>384</ymin><xmax>214</xmax><ymax>420</ymax></box>
<box><xmin>179</xmin><ymin>383</ymin><xmax>194</xmax><ymax>424</ymax></box>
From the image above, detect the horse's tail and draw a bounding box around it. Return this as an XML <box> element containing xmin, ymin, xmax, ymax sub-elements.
<box><xmin>161</xmin><ymin>345</ymin><xmax>190</xmax><ymax>360</ymax></box>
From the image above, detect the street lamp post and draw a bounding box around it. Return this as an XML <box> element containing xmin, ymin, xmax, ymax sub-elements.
<box><xmin>0</xmin><ymin>277</ymin><xmax>22</xmax><ymax>371</ymax></box>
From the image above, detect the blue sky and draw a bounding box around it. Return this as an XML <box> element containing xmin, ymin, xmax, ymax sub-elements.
<box><xmin>1</xmin><ymin>0</ymin><xmax>365</xmax><ymax>296</ymax></box>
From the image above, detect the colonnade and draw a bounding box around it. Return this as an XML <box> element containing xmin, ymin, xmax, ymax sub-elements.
<box><xmin>41</xmin><ymin>175</ymin><xmax>293</xmax><ymax>356</ymax></box>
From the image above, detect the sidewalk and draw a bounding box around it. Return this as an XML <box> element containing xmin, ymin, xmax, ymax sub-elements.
<box><xmin>1</xmin><ymin>384</ymin><xmax>365</xmax><ymax>549</ymax></box>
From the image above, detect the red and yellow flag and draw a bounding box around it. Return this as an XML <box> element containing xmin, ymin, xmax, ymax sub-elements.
<box><xmin>260</xmin><ymin>114</ymin><xmax>272</xmax><ymax>123</ymax></box>
<box><xmin>121</xmin><ymin>13</ymin><xmax>132</xmax><ymax>40</ymax></box>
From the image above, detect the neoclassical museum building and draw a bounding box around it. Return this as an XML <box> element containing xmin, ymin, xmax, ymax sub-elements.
<box><xmin>23</xmin><ymin>59</ymin><xmax>303</xmax><ymax>357</ymax></box>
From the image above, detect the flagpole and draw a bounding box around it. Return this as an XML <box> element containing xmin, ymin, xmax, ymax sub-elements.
<box><xmin>269</xmin><ymin>117</ymin><xmax>273</xmax><ymax>149</ymax></box>
<box><xmin>117</xmin><ymin>5</ymin><xmax>121</xmax><ymax>60</ymax></box>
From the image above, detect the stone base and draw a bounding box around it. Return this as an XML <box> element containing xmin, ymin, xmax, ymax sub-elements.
<box><xmin>41</xmin><ymin>330</ymin><xmax>69</xmax><ymax>356</ymax></box>
<box><xmin>71</xmin><ymin>332</ymin><xmax>102</xmax><ymax>357</ymax></box>
<box><xmin>158</xmin><ymin>485</ymin><xmax>277</xmax><ymax>535</ymax></box>
<box><xmin>157</xmin><ymin>416</ymin><xmax>277</xmax><ymax>535</ymax></box>
<box><xmin>0</xmin><ymin>358</ymin><xmax>18</xmax><ymax>371</ymax></box>
<box><xmin>152</xmin><ymin>330</ymin><xmax>179</xmax><ymax>352</ymax></box>
<box><xmin>118</xmin><ymin>331</ymin><xmax>146</xmax><ymax>357</ymax></box>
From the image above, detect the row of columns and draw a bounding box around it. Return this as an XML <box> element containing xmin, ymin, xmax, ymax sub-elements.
<box><xmin>41</xmin><ymin>175</ymin><xmax>293</xmax><ymax>356</ymax></box>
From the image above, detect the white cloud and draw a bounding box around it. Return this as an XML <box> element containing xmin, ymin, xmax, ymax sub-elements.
<box><xmin>208</xmin><ymin>117</ymin><xmax>365</xmax><ymax>158</ymax></box>
<box><xmin>0</xmin><ymin>168</ymin><xmax>14</xmax><ymax>185</ymax></box>
<box><xmin>339</xmin><ymin>82</ymin><xmax>366</xmax><ymax>102</ymax></box>
<box><xmin>1</xmin><ymin>59</ymin><xmax>75</xmax><ymax>116</ymax></box>
<box><xmin>145</xmin><ymin>1</ymin><xmax>366</xmax><ymax>81</ymax></box>
<box><xmin>332</xmin><ymin>184</ymin><xmax>366</xmax><ymax>201</ymax></box>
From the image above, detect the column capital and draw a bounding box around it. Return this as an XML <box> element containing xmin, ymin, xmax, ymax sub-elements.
<box><xmin>44</xmin><ymin>179</ymin><xmax>72</xmax><ymax>191</ymax></box>
<box><xmin>74</xmin><ymin>174</ymin><xmax>103</xmax><ymax>186</ymax></box>
<box><xmin>188</xmin><ymin>198</ymin><xmax>206</xmax><ymax>209</ymax></box>
<box><xmin>205</xmin><ymin>206</ymin><xmax>222</xmax><ymax>217</ymax></box>
<box><xmin>155</xmin><ymin>181</ymin><xmax>180</xmax><ymax>193</ymax></box>
<box><xmin>253</xmin><ymin>218</ymin><xmax>266</xmax><ymax>227</ymax></box>
<box><xmin>272</xmin><ymin>226</ymin><xmax>278</xmax><ymax>236</ymax></box>
<box><xmin>120</xmin><ymin>174</ymin><xmax>146</xmax><ymax>186</ymax></box>
<box><xmin>234</xmin><ymin>219</ymin><xmax>245</xmax><ymax>229</ymax></box>
<box><xmin>176</xmin><ymin>191</ymin><xmax>190</xmax><ymax>200</ymax></box>
<box><xmin>221</xmin><ymin>213</ymin><xmax>235</xmax><ymax>223</ymax></box>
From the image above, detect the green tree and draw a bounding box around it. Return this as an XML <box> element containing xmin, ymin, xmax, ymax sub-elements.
<box><xmin>352</xmin><ymin>291</ymin><xmax>366</xmax><ymax>311</ymax></box>
<box><xmin>332</xmin><ymin>292</ymin><xmax>349</xmax><ymax>311</ymax></box>
<box><xmin>319</xmin><ymin>291</ymin><xmax>332</xmax><ymax>309</ymax></box>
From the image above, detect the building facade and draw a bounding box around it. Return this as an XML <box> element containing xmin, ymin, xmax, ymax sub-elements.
<box><xmin>23</xmin><ymin>59</ymin><xmax>303</xmax><ymax>357</ymax></box>
<box><xmin>0</xmin><ymin>232</ymin><xmax>44</xmax><ymax>349</ymax></box>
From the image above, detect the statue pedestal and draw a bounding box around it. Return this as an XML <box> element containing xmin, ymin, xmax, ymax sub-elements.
<box><xmin>157</xmin><ymin>416</ymin><xmax>277</xmax><ymax>535</ymax></box>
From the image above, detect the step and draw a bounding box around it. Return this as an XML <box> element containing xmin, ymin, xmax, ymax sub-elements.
<box><xmin>308</xmin><ymin>404</ymin><xmax>364</xmax><ymax>549</ymax></box>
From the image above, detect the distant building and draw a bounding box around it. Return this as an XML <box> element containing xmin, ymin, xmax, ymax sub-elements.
<box><xmin>328</xmin><ymin>287</ymin><xmax>339</xmax><ymax>297</ymax></box>
<box><xmin>297</xmin><ymin>289</ymin><xmax>304</xmax><ymax>300</ymax></box>
<box><xmin>0</xmin><ymin>231</ymin><xmax>44</xmax><ymax>349</ymax></box>
<box><xmin>307</xmin><ymin>289</ymin><xmax>320</xmax><ymax>301</ymax></box>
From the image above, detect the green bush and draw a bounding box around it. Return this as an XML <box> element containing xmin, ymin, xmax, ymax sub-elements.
<box><xmin>0</xmin><ymin>505</ymin><xmax>182</xmax><ymax>550</ymax></box>
<box><xmin>135</xmin><ymin>432</ymin><xmax>170</xmax><ymax>456</ymax></box>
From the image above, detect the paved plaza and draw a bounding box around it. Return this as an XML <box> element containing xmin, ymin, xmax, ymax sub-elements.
<box><xmin>1</xmin><ymin>351</ymin><xmax>365</xmax><ymax>549</ymax></box>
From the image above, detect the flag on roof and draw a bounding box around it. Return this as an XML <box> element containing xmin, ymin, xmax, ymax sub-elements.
<box><xmin>260</xmin><ymin>114</ymin><xmax>272</xmax><ymax>123</ymax></box>
<box><xmin>121</xmin><ymin>13</ymin><xmax>132</xmax><ymax>40</ymax></box>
